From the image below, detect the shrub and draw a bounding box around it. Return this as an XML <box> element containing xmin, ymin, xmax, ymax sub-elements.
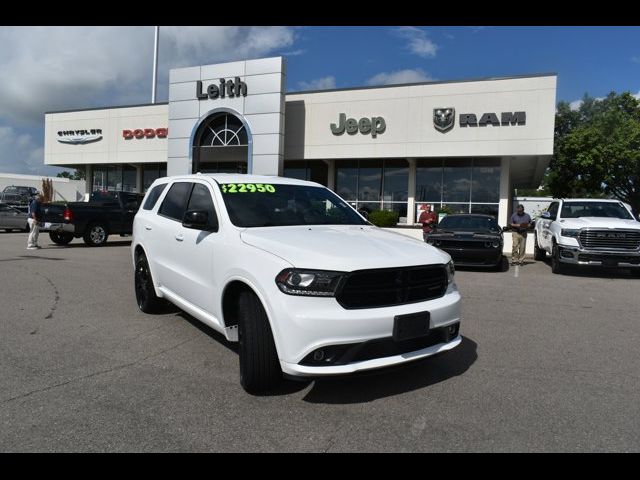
<box><xmin>368</xmin><ymin>209</ymin><xmax>399</xmax><ymax>227</ymax></box>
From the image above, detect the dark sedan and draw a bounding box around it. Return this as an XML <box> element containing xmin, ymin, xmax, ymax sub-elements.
<box><xmin>425</xmin><ymin>214</ymin><xmax>508</xmax><ymax>271</ymax></box>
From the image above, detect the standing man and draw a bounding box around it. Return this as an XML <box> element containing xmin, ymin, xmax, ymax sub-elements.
<box><xmin>27</xmin><ymin>193</ymin><xmax>42</xmax><ymax>250</ymax></box>
<box><xmin>419</xmin><ymin>204</ymin><xmax>438</xmax><ymax>242</ymax></box>
<box><xmin>510</xmin><ymin>204</ymin><xmax>532</xmax><ymax>265</ymax></box>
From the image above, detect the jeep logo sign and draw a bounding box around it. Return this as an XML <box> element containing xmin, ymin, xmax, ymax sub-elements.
<box><xmin>331</xmin><ymin>113</ymin><xmax>386</xmax><ymax>138</ymax></box>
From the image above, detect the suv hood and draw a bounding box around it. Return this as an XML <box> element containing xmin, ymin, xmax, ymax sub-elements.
<box><xmin>240</xmin><ymin>225</ymin><xmax>450</xmax><ymax>271</ymax></box>
<box><xmin>559</xmin><ymin>217</ymin><xmax>640</xmax><ymax>229</ymax></box>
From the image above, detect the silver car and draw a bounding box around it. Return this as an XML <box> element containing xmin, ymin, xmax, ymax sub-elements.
<box><xmin>0</xmin><ymin>202</ymin><xmax>29</xmax><ymax>232</ymax></box>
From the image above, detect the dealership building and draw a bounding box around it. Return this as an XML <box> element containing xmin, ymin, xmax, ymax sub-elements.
<box><xmin>44</xmin><ymin>56</ymin><xmax>557</xmax><ymax>242</ymax></box>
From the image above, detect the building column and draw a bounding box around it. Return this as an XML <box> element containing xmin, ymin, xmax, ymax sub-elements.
<box><xmin>327</xmin><ymin>159</ymin><xmax>336</xmax><ymax>191</ymax></box>
<box><xmin>136</xmin><ymin>165</ymin><xmax>143</xmax><ymax>193</ymax></box>
<box><xmin>407</xmin><ymin>158</ymin><xmax>416</xmax><ymax>224</ymax></box>
<box><xmin>499</xmin><ymin>157</ymin><xmax>512</xmax><ymax>253</ymax></box>
<box><xmin>85</xmin><ymin>165</ymin><xmax>93</xmax><ymax>196</ymax></box>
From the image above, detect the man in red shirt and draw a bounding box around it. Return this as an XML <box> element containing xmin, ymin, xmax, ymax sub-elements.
<box><xmin>418</xmin><ymin>204</ymin><xmax>438</xmax><ymax>242</ymax></box>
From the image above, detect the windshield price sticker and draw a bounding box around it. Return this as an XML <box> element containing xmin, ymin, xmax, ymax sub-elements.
<box><xmin>220</xmin><ymin>183</ymin><xmax>276</xmax><ymax>194</ymax></box>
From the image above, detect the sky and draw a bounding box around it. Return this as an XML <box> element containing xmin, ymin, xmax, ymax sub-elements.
<box><xmin>1</xmin><ymin>25</ymin><xmax>639</xmax><ymax>176</ymax></box>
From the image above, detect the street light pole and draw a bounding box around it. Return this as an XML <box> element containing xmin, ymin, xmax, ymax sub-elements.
<box><xmin>151</xmin><ymin>26</ymin><xmax>159</xmax><ymax>104</ymax></box>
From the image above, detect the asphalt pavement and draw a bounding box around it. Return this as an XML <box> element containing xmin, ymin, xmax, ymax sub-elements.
<box><xmin>1</xmin><ymin>230</ymin><xmax>639</xmax><ymax>452</ymax></box>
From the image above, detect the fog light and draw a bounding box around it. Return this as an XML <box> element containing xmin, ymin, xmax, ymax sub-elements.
<box><xmin>560</xmin><ymin>249</ymin><xmax>574</xmax><ymax>259</ymax></box>
<box><xmin>313</xmin><ymin>350</ymin><xmax>325</xmax><ymax>361</ymax></box>
<box><xmin>448</xmin><ymin>325</ymin><xmax>456</xmax><ymax>334</ymax></box>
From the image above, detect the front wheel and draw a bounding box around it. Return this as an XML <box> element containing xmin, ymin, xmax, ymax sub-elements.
<box><xmin>533</xmin><ymin>234</ymin><xmax>546</xmax><ymax>261</ymax></box>
<box><xmin>629</xmin><ymin>269</ymin><xmax>640</xmax><ymax>278</ymax></box>
<box><xmin>49</xmin><ymin>231</ymin><xmax>74</xmax><ymax>245</ymax></box>
<box><xmin>495</xmin><ymin>255</ymin><xmax>509</xmax><ymax>272</ymax></box>
<box><xmin>238</xmin><ymin>290</ymin><xmax>282</xmax><ymax>394</ymax></box>
<box><xmin>551</xmin><ymin>244</ymin><xmax>564</xmax><ymax>274</ymax></box>
<box><xmin>135</xmin><ymin>254</ymin><xmax>164</xmax><ymax>313</ymax></box>
<box><xmin>83</xmin><ymin>223</ymin><xmax>109</xmax><ymax>246</ymax></box>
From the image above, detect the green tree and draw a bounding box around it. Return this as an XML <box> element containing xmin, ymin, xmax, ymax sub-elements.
<box><xmin>548</xmin><ymin>91</ymin><xmax>640</xmax><ymax>214</ymax></box>
<box><xmin>57</xmin><ymin>169</ymin><xmax>85</xmax><ymax>180</ymax></box>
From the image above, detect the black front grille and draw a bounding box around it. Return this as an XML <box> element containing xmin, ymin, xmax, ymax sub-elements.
<box><xmin>335</xmin><ymin>265</ymin><xmax>448</xmax><ymax>309</ymax></box>
<box><xmin>579</xmin><ymin>230</ymin><xmax>640</xmax><ymax>250</ymax></box>
<box><xmin>438</xmin><ymin>240</ymin><xmax>487</xmax><ymax>249</ymax></box>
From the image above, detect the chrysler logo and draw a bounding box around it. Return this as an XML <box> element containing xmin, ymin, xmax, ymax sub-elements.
<box><xmin>433</xmin><ymin>108</ymin><xmax>455</xmax><ymax>133</ymax></box>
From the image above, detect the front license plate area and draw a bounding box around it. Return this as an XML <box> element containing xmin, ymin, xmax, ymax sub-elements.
<box><xmin>602</xmin><ymin>258</ymin><xmax>618</xmax><ymax>267</ymax></box>
<box><xmin>393</xmin><ymin>311</ymin><xmax>431</xmax><ymax>342</ymax></box>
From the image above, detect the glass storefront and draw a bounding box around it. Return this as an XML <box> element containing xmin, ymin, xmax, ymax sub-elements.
<box><xmin>416</xmin><ymin>158</ymin><xmax>500</xmax><ymax>219</ymax></box>
<box><xmin>335</xmin><ymin>159</ymin><xmax>409</xmax><ymax>223</ymax></box>
<box><xmin>143</xmin><ymin>163</ymin><xmax>168</xmax><ymax>192</ymax></box>
<box><xmin>92</xmin><ymin>163</ymin><xmax>167</xmax><ymax>193</ymax></box>
<box><xmin>283</xmin><ymin>160</ymin><xmax>328</xmax><ymax>186</ymax></box>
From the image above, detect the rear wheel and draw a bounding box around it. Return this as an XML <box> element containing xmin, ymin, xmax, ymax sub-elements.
<box><xmin>135</xmin><ymin>254</ymin><xmax>164</xmax><ymax>313</ymax></box>
<box><xmin>49</xmin><ymin>231</ymin><xmax>74</xmax><ymax>245</ymax></box>
<box><xmin>238</xmin><ymin>290</ymin><xmax>282</xmax><ymax>394</ymax></box>
<box><xmin>551</xmin><ymin>243</ymin><xmax>564</xmax><ymax>274</ymax></box>
<box><xmin>533</xmin><ymin>234</ymin><xmax>546</xmax><ymax>261</ymax></box>
<box><xmin>83</xmin><ymin>223</ymin><xmax>109</xmax><ymax>246</ymax></box>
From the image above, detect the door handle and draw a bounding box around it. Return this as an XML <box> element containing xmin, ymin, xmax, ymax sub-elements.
<box><xmin>175</xmin><ymin>234</ymin><xmax>184</xmax><ymax>242</ymax></box>
<box><xmin>145</xmin><ymin>226</ymin><xmax>152</xmax><ymax>231</ymax></box>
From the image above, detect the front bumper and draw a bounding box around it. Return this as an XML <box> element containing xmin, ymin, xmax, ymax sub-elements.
<box><xmin>270</xmin><ymin>285</ymin><xmax>462</xmax><ymax>377</ymax></box>
<box><xmin>440</xmin><ymin>247</ymin><xmax>502</xmax><ymax>267</ymax></box>
<box><xmin>556</xmin><ymin>244</ymin><xmax>640</xmax><ymax>267</ymax></box>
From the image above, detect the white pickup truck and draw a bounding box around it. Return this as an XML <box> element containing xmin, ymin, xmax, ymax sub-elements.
<box><xmin>533</xmin><ymin>198</ymin><xmax>640</xmax><ymax>275</ymax></box>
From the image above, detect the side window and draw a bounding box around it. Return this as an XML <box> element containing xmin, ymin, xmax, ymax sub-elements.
<box><xmin>186</xmin><ymin>183</ymin><xmax>217</xmax><ymax>223</ymax></box>
<box><xmin>158</xmin><ymin>182</ymin><xmax>193</xmax><ymax>221</ymax></box>
<box><xmin>547</xmin><ymin>202</ymin><xmax>559</xmax><ymax>219</ymax></box>
<box><xmin>143</xmin><ymin>184</ymin><xmax>167</xmax><ymax>210</ymax></box>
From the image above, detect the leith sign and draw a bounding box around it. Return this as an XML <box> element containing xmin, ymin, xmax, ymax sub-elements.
<box><xmin>196</xmin><ymin>77</ymin><xmax>248</xmax><ymax>100</ymax></box>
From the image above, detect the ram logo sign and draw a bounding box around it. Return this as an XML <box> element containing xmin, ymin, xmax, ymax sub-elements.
<box><xmin>433</xmin><ymin>108</ymin><xmax>455</xmax><ymax>133</ymax></box>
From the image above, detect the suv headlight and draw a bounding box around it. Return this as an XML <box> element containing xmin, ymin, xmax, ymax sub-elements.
<box><xmin>275</xmin><ymin>269</ymin><xmax>345</xmax><ymax>297</ymax></box>
<box><xmin>446</xmin><ymin>261</ymin><xmax>455</xmax><ymax>284</ymax></box>
<box><xmin>561</xmin><ymin>229</ymin><xmax>580</xmax><ymax>238</ymax></box>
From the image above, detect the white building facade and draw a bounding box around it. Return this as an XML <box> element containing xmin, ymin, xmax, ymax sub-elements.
<box><xmin>44</xmin><ymin>57</ymin><xmax>557</xmax><ymax>251</ymax></box>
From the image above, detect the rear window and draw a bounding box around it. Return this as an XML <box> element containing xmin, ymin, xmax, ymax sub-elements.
<box><xmin>143</xmin><ymin>184</ymin><xmax>167</xmax><ymax>210</ymax></box>
<box><xmin>158</xmin><ymin>182</ymin><xmax>193</xmax><ymax>221</ymax></box>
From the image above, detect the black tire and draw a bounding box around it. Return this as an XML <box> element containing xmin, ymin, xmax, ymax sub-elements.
<box><xmin>533</xmin><ymin>234</ymin><xmax>546</xmax><ymax>261</ymax></box>
<box><xmin>237</xmin><ymin>290</ymin><xmax>282</xmax><ymax>394</ymax></box>
<box><xmin>629</xmin><ymin>269</ymin><xmax>640</xmax><ymax>278</ymax></box>
<box><xmin>495</xmin><ymin>255</ymin><xmax>509</xmax><ymax>272</ymax></box>
<box><xmin>24</xmin><ymin>223</ymin><xmax>29</xmax><ymax>232</ymax></box>
<box><xmin>134</xmin><ymin>254</ymin><xmax>164</xmax><ymax>313</ymax></box>
<box><xmin>83</xmin><ymin>223</ymin><xmax>109</xmax><ymax>246</ymax></box>
<box><xmin>49</xmin><ymin>231</ymin><xmax>74</xmax><ymax>245</ymax></box>
<box><xmin>551</xmin><ymin>243</ymin><xmax>564</xmax><ymax>274</ymax></box>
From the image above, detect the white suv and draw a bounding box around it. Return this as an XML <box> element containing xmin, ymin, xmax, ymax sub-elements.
<box><xmin>132</xmin><ymin>174</ymin><xmax>462</xmax><ymax>393</ymax></box>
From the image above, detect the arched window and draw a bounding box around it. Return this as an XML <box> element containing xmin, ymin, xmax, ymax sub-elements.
<box><xmin>197</xmin><ymin>113</ymin><xmax>248</xmax><ymax>147</ymax></box>
<box><xmin>192</xmin><ymin>111</ymin><xmax>250</xmax><ymax>174</ymax></box>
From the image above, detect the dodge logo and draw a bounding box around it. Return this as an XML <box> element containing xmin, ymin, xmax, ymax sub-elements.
<box><xmin>433</xmin><ymin>108</ymin><xmax>455</xmax><ymax>133</ymax></box>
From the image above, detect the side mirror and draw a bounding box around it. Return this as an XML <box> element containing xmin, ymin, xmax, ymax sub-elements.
<box><xmin>541</xmin><ymin>211</ymin><xmax>554</xmax><ymax>221</ymax></box>
<box><xmin>182</xmin><ymin>210</ymin><xmax>218</xmax><ymax>231</ymax></box>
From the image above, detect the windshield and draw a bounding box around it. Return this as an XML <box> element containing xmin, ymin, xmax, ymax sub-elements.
<box><xmin>561</xmin><ymin>202</ymin><xmax>633</xmax><ymax>220</ymax></box>
<box><xmin>218</xmin><ymin>182</ymin><xmax>368</xmax><ymax>228</ymax></box>
<box><xmin>437</xmin><ymin>215</ymin><xmax>500</xmax><ymax>232</ymax></box>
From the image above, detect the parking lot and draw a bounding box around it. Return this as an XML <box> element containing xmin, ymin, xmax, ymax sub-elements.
<box><xmin>1</xmin><ymin>231</ymin><xmax>639</xmax><ymax>452</ymax></box>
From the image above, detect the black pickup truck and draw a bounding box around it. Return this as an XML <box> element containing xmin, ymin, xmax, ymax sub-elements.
<box><xmin>42</xmin><ymin>191</ymin><xmax>144</xmax><ymax>246</ymax></box>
